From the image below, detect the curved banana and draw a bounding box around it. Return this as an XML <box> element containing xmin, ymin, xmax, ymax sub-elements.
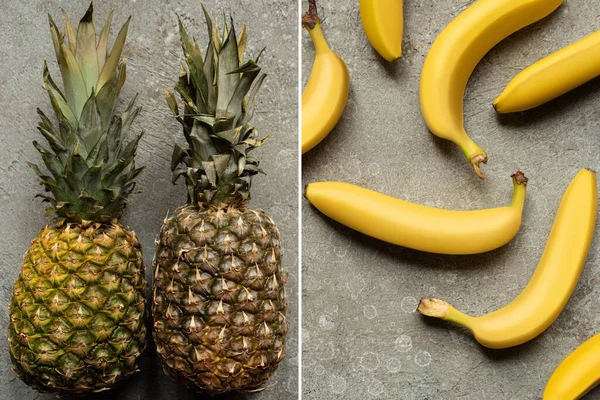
<box><xmin>495</xmin><ymin>30</ymin><xmax>600</xmax><ymax>113</ymax></box>
<box><xmin>305</xmin><ymin>171</ymin><xmax>527</xmax><ymax>255</ymax></box>
<box><xmin>420</xmin><ymin>0</ymin><xmax>564</xmax><ymax>178</ymax></box>
<box><xmin>302</xmin><ymin>0</ymin><xmax>350</xmax><ymax>154</ymax></box>
<box><xmin>419</xmin><ymin>169</ymin><xmax>598</xmax><ymax>349</ymax></box>
<box><xmin>360</xmin><ymin>0</ymin><xmax>403</xmax><ymax>62</ymax></box>
<box><xmin>543</xmin><ymin>333</ymin><xmax>600</xmax><ymax>400</ymax></box>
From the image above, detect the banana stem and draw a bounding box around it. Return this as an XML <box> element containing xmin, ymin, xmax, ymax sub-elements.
<box><xmin>302</xmin><ymin>0</ymin><xmax>319</xmax><ymax>29</ymax></box>
<box><xmin>302</xmin><ymin>0</ymin><xmax>331</xmax><ymax>55</ymax></box>
<box><xmin>418</xmin><ymin>298</ymin><xmax>477</xmax><ymax>330</ymax></box>
<box><xmin>456</xmin><ymin>135</ymin><xmax>487</xmax><ymax>178</ymax></box>
<box><xmin>510</xmin><ymin>170</ymin><xmax>528</xmax><ymax>207</ymax></box>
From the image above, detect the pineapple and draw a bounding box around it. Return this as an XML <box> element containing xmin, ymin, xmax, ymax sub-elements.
<box><xmin>8</xmin><ymin>4</ymin><xmax>146</xmax><ymax>395</ymax></box>
<box><xmin>153</xmin><ymin>8</ymin><xmax>287</xmax><ymax>393</ymax></box>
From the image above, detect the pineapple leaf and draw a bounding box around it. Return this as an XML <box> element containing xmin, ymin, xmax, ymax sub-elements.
<box><xmin>214</xmin><ymin>16</ymin><xmax>222</xmax><ymax>52</ymax></box>
<box><xmin>165</xmin><ymin>89</ymin><xmax>179</xmax><ymax>116</ymax></box>
<box><xmin>42</xmin><ymin>61</ymin><xmax>79</xmax><ymax>132</ymax></box>
<box><xmin>178</xmin><ymin>18</ymin><xmax>209</xmax><ymax>112</ymax></box>
<box><xmin>61</xmin><ymin>9</ymin><xmax>77</xmax><ymax>54</ymax></box>
<box><xmin>213</xmin><ymin>126</ymin><xmax>242</xmax><ymax>144</ymax></box>
<box><xmin>201</xmin><ymin>161</ymin><xmax>217</xmax><ymax>186</ymax></box>
<box><xmin>211</xmin><ymin>154</ymin><xmax>230</xmax><ymax>178</ymax></box>
<box><xmin>243</xmin><ymin>73</ymin><xmax>266</xmax><ymax>124</ymax></box>
<box><xmin>78</xmin><ymin>90</ymin><xmax>103</xmax><ymax>154</ymax></box>
<box><xmin>171</xmin><ymin>144</ymin><xmax>186</xmax><ymax>171</ymax></box>
<box><xmin>215</xmin><ymin>18</ymin><xmax>240</xmax><ymax>117</ymax></box>
<box><xmin>37</xmin><ymin>126</ymin><xmax>66</xmax><ymax>154</ymax></box>
<box><xmin>75</xmin><ymin>3</ymin><xmax>99</xmax><ymax>96</ymax></box>
<box><xmin>97</xmin><ymin>16</ymin><xmax>130</xmax><ymax>92</ymax></box>
<box><xmin>121</xmin><ymin>93</ymin><xmax>141</xmax><ymax>136</ymax></box>
<box><xmin>33</xmin><ymin>140</ymin><xmax>64</xmax><ymax>181</ymax></box>
<box><xmin>60</xmin><ymin>42</ymin><xmax>88</xmax><ymax>118</ymax></box>
<box><xmin>190</xmin><ymin>120</ymin><xmax>218</xmax><ymax>160</ymax></box>
<box><xmin>64</xmin><ymin>143</ymin><xmax>88</xmax><ymax>193</ymax></box>
<box><xmin>237</xmin><ymin>22</ymin><xmax>247</xmax><ymax>62</ymax></box>
<box><xmin>81</xmin><ymin>164</ymin><xmax>102</xmax><ymax>193</ymax></box>
<box><xmin>96</xmin><ymin>8</ymin><xmax>114</xmax><ymax>72</ymax></box>
<box><xmin>96</xmin><ymin>60</ymin><xmax>125</xmax><ymax>127</ymax></box>
<box><xmin>226</xmin><ymin>60</ymin><xmax>261</xmax><ymax>124</ymax></box>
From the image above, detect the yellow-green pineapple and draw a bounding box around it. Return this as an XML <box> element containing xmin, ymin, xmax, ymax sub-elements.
<box><xmin>8</xmin><ymin>4</ymin><xmax>146</xmax><ymax>394</ymax></box>
<box><xmin>152</xmin><ymin>8</ymin><xmax>287</xmax><ymax>393</ymax></box>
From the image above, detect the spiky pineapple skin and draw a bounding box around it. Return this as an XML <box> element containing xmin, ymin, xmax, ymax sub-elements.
<box><xmin>152</xmin><ymin>204</ymin><xmax>287</xmax><ymax>393</ymax></box>
<box><xmin>8</xmin><ymin>222</ymin><xmax>147</xmax><ymax>395</ymax></box>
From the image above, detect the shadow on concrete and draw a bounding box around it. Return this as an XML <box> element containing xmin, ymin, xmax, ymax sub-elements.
<box><xmin>496</xmin><ymin>75</ymin><xmax>600</xmax><ymax>129</ymax></box>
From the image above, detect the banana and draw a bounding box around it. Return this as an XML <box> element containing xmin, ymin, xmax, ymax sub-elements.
<box><xmin>360</xmin><ymin>0</ymin><xmax>403</xmax><ymax>62</ymax></box>
<box><xmin>302</xmin><ymin>0</ymin><xmax>350</xmax><ymax>154</ymax></box>
<box><xmin>420</xmin><ymin>0</ymin><xmax>564</xmax><ymax>178</ymax></box>
<box><xmin>305</xmin><ymin>171</ymin><xmax>527</xmax><ymax>255</ymax></box>
<box><xmin>543</xmin><ymin>333</ymin><xmax>600</xmax><ymax>400</ymax></box>
<box><xmin>495</xmin><ymin>30</ymin><xmax>600</xmax><ymax>113</ymax></box>
<box><xmin>418</xmin><ymin>169</ymin><xmax>598</xmax><ymax>349</ymax></box>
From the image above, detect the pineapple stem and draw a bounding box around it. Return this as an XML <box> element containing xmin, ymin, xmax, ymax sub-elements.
<box><xmin>302</xmin><ymin>0</ymin><xmax>319</xmax><ymax>30</ymax></box>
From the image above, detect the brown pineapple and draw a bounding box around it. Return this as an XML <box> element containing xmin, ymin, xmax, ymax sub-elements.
<box><xmin>152</xmin><ymin>7</ymin><xmax>287</xmax><ymax>393</ymax></box>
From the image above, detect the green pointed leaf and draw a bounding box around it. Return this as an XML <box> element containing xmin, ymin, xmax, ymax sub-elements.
<box><xmin>97</xmin><ymin>16</ymin><xmax>130</xmax><ymax>91</ymax></box>
<box><xmin>243</xmin><ymin>73</ymin><xmax>266</xmax><ymax>124</ymax></box>
<box><xmin>60</xmin><ymin>42</ymin><xmax>88</xmax><ymax>118</ymax></box>
<box><xmin>32</xmin><ymin>141</ymin><xmax>64</xmax><ymax>181</ymax></box>
<box><xmin>64</xmin><ymin>143</ymin><xmax>88</xmax><ymax>192</ymax></box>
<box><xmin>37</xmin><ymin>127</ymin><xmax>65</xmax><ymax>154</ymax></box>
<box><xmin>211</xmin><ymin>154</ymin><xmax>230</xmax><ymax>178</ymax></box>
<box><xmin>75</xmin><ymin>3</ymin><xmax>98</xmax><ymax>95</ymax></box>
<box><xmin>191</xmin><ymin>115</ymin><xmax>216</xmax><ymax>127</ymax></box>
<box><xmin>171</xmin><ymin>144</ymin><xmax>186</xmax><ymax>171</ymax></box>
<box><xmin>216</xmin><ymin>20</ymin><xmax>240</xmax><ymax>117</ymax></box>
<box><xmin>96</xmin><ymin>9</ymin><xmax>114</xmax><ymax>72</ymax></box>
<box><xmin>96</xmin><ymin>60</ymin><xmax>126</xmax><ymax>128</ymax></box>
<box><xmin>201</xmin><ymin>161</ymin><xmax>217</xmax><ymax>186</ymax></box>
<box><xmin>178</xmin><ymin>18</ymin><xmax>209</xmax><ymax>111</ymax></box>
<box><xmin>42</xmin><ymin>61</ymin><xmax>79</xmax><ymax>131</ymax></box>
<box><xmin>78</xmin><ymin>91</ymin><xmax>103</xmax><ymax>154</ymax></box>
<box><xmin>227</xmin><ymin>61</ymin><xmax>260</xmax><ymax>124</ymax></box>
<box><xmin>121</xmin><ymin>94</ymin><xmax>140</xmax><ymax>136</ymax></box>
<box><xmin>189</xmin><ymin>120</ymin><xmax>217</xmax><ymax>161</ymax></box>
<box><xmin>213</xmin><ymin>126</ymin><xmax>242</xmax><ymax>144</ymax></box>
<box><xmin>81</xmin><ymin>164</ymin><xmax>102</xmax><ymax>192</ymax></box>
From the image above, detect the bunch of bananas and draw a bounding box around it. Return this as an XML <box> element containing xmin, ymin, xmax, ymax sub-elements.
<box><xmin>303</xmin><ymin>0</ymin><xmax>600</xmax><ymax>397</ymax></box>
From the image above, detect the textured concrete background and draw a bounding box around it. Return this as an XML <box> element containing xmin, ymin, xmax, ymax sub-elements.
<box><xmin>303</xmin><ymin>0</ymin><xmax>600</xmax><ymax>399</ymax></box>
<box><xmin>0</xmin><ymin>1</ymin><xmax>298</xmax><ymax>399</ymax></box>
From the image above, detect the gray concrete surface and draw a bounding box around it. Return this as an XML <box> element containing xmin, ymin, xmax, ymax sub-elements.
<box><xmin>0</xmin><ymin>1</ymin><xmax>298</xmax><ymax>399</ymax></box>
<box><xmin>302</xmin><ymin>0</ymin><xmax>600</xmax><ymax>399</ymax></box>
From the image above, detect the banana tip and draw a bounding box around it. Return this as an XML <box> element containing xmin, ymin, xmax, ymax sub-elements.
<box><xmin>470</xmin><ymin>153</ymin><xmax>488</xmax><ymax>179</ymax></box>
<box><xmin>511</xmin><ymin>170</ymin><xmax>528</xmax><ymax>185</ymax></box>
<box><xmin>417</xmin><ymin>298</ymin><xmax>449</xmax><ymax>318</ymax></box>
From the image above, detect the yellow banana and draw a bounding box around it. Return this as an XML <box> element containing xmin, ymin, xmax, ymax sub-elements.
<box><xmin>495</xmin><ymin>30</ymin><xmax>600</xmax><ymax>113</ymax></box>
<box><xmin>305</xmin><ymin>171</ymin><xmax>527</xmax><ymax>255</ymax></box>
<box><xmin>543</xmin><ymin>333</ymin><xmax>600</xmax><ymax>400</ymax></box>
<box><xmin>302</xmin><ymin>0</ymin><xmax>350</xmax><ymax>154</ymax></box>
<box><xmin>360</xmin><ymin>0</ymin><xmax>403</xmax><ymax>62</ymax></box>
<box><xmin>418</xmin><ymin>169</ymin><xmax>598</xmax><ymax>349</ymax></box>
<box><xmin>420</xmin><ymin>0</ymin><xmax>564</xmax><ymax>178</ymax></box>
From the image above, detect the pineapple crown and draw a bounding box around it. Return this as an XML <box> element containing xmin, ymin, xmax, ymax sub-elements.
<box><xmin>30</xmin><ymin>3</ymin><xmax>144</xmax><ymax>224</ymax></box>
<box><xmin>166</xmin><ymin>6</ymin><xmax>268</xmax><ymax>207</ymax></box>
